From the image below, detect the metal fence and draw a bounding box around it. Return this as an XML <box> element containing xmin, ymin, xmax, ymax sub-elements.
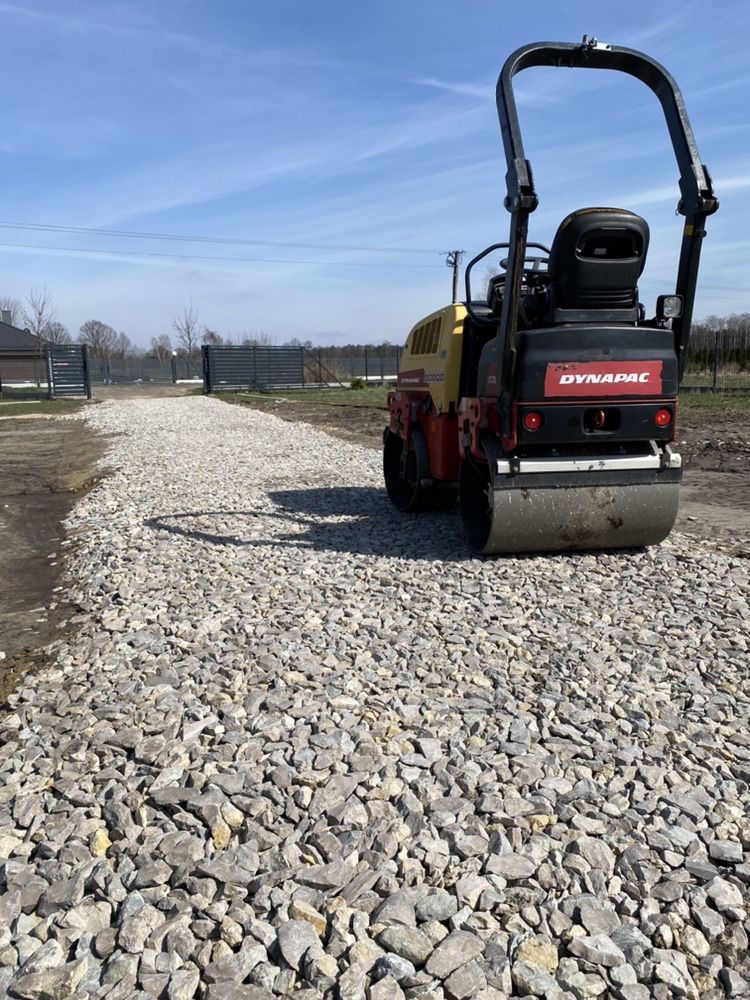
<box><xmin>314</xmin><ymin>352</ymin><xmax>400</xmax><ymax>381</ymax></box>
<box><xmin>90</xmin><ymin>356</ymin><xmax>201</xmax><ymax>384</ymax></box>
<box><xmin>46</xmin><ymin>343</ymin><xmax>91</xmax><ymax>398</ymax></box>
<box><xmin>16</xmin><ymin>337</ymin><xmax>746</xmax><ymax>395</ymax></box>
<box><xmin>202</xmin><ymin>345</ymin><xmax>306</xmax><ymax>393</ymax></box>
<box><xmin>683</xmin><ymin>334</ymin><xmax>750</xmax><ymax>392</ymax></box>
<box><xmin>83</xmin><ymin>350</ymin><xmax>401</xmax><ymax>389</ymax></box>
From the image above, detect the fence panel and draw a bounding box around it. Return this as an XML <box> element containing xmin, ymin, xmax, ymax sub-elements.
<box><xmin>46</xmin><ymin>344</ymin><xmax>91</xmax><ymax>398</ymax></box>
<box><xmin>90</xmin><ymin>356</ymin><xmax>201</xmax><ymax>384</ymax></box>
<box><xmin>684</xmin><ymin>331</ymin><xmax>750</xmax><ymax>392</ymax></box>
<box><xmin>301</xmin><ymin>352</ymin><xmax>401</xmax><ymax>383</ymax></box>
<box><xmin>202</xmin><ymin>346</ymin><xmax>305</xmax><ymax>393</ymax></box>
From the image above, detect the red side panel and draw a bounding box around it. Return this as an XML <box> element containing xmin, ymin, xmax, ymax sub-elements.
<box><xmin>419</xmin><ymin>411</ymin><xmax>459</xmax><ymax>482</ymax></box>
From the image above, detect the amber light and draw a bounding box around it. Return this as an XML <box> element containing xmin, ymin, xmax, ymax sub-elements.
<box><xmin>655</xmin><ymin>408</ymin><xmax>672</xmax><ymax>427</ymax></box>
<box><xmin>523</xmin><ymin>411</ymin><xmax>543</xmax><ymax>431</ymax></box>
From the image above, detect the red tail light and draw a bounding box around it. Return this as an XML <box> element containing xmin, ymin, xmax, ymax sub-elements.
<box><xmin>523</xmin><ymin>411</ymin><xmax>543</xmax><ymax>431</ymax></box>
<box><xmin>655</xmin><ymin>408</ymin><xmax>672</xmax><ymax>427</ymax></box>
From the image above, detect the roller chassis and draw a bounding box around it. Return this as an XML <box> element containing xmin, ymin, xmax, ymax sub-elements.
<box><xmin>384</xmin><ymin>37</ymin><xmax>717</xmax><ymax>554</ymax></box>
<box><xmin>384</xmin><ymin>384</ymin><xmax>683</xmax><ymax>553</ymax></box>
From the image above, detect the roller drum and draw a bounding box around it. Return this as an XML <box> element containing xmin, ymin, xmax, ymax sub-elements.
<box><xmin>460</xmin><ymin>461</ymin><xmax>680</xmax><ymax>554</ymax></box>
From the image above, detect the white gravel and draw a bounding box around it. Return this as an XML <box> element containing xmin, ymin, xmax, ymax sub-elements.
<box><xmin>1</xmin><ymin>395</ymin><xmax>748</xmax><ymax>1000</ymax></box>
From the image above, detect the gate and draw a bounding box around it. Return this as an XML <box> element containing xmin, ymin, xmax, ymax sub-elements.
<box><xmin>202</xmin><ymin>345</ymin><xmax>305</xmax><ymax>393</ymax></box>
<box><xmin>45</xmin><ymin>344</ymin><xmax>91</xmax><ymax>399</ymax></box>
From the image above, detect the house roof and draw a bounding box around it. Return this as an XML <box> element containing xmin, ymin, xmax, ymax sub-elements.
<box><xmin>0</xmin><ymin>321</ymin><xmax>41</xmax><ymax>352</ymax></box>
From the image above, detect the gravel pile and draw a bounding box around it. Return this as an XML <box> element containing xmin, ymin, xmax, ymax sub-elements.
<box><xmin>1</xmin><ymin>395</ymin><xmax>749</xmax><ymax>1000</ymax></box>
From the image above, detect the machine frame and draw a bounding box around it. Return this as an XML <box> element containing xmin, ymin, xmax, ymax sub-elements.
<box><xmin>493</xmin><ymin>36</ymin><xmax>718</xmax><ymax>438</ymax></box>
<box><xmin>384</xmin><ymin>36</ymin><xmax>718</xmax><ymax>554</ymax></box>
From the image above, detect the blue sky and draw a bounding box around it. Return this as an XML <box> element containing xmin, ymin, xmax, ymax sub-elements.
<box><xmin>0</xmin><ymin>0</ymin><xmax>748</xmax><ymax>347</ymax></box>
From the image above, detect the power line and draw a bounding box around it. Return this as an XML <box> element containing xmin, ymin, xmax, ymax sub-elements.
<box><xmin>0</xmin><ymin>240</ymin><xmax>445</xmax><ymax>269</ymax></box>
<box><xmin>1</xmin><ymin>225</ymin><xmax>745</xmax><ymax>296</ymax></box>
<box><xmin>0</xmin><ymin>220</ymin><xmax>445</xmax><ymax>256</ymax></box>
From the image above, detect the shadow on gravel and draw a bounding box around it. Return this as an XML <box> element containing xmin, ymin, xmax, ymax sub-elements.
<box><xmin>145</xmin><ymin>486</ymin><xmax>469</xmax><ymax>561</ymax></box>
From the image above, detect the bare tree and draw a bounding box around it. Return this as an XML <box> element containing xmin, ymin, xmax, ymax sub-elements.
<box><xmin>44</xmin><ymin>321</ymin><xmax>71</xmax><ymax>345</ymax></box>
<box><xmin>201</xmin><ymin>327</ymin><xmax>224</xmax><ymax>346</ymax></box>
<box><xmin>240</xmin><ymin>329</ymin><xmax>273</xmax><ymax>346</ymax></box>
<box><xmin>0</xmin><ymin>296</ymin><xmax>22</xmax><ymax>326</ymax></box>
<box><xmin>79</xmin><ymin>319</ymin><xmax>118</xmax><ymax>359</ymax></box>
<box><xmin>114</xmin><ymin>331</ymin><xmax>133</xmax><ymax>359</ymax></box>
<box><xmin>24</xmin><ymin>287</ymin><xmax>56</xmax><ymax>346</ymax></box>
<box><xmin>172</xmin><ymin>303</ymin><xmax>200</xmax><ymax>356</ymax></box>
<box><xmin>150</xmin><ymin>333</ymin><xmax>172</xmax><ymax>362</ymax></box>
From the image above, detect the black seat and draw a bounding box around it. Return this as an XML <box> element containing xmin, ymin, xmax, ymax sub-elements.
<box><xmin>547</xmin><ymin>208</ymin><xmax>649</xmax><ymax>314</ymax></box>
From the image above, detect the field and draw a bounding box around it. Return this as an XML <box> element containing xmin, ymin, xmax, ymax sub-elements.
<box><xmin>0</xmin><ymin>385</ymin><xmax>748</xmax><ymax>999</ymax></box>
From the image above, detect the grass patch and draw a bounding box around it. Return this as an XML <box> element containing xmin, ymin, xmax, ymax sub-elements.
<box><xmin>0</xmin><ymin>385</ymin><xmax>50</xmax><ymax>401</ymax></box>
<box><xmin>683</xmin><ymin>372</ymin><xmax>750</xmax><ymax>390</ymax></box>
<box><xmin>0</xmin><ymin>398</ymin><xmax>93</xmax><ymax>417</ymax></box>
<box><xmin>680</xmin><ymin>391</ymin><xmax>750</xmax><ymax>416</ymax></box>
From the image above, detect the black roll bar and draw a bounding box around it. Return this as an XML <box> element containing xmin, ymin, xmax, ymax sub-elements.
<box><xmin>494</xmin><ymin>36</ymin><xmax>718</xmax><ymax>428</ymax></box>
<box><xmin>463</xmin><ymin>242</ymin><xmax>550</xmax><ymax>319</ymax></box>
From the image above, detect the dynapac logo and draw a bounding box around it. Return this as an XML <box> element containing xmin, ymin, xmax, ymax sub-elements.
<box><xmin>560</xmin><ymin>371</ymin><xmax>650</xmax><ymax>385</ymax></box>
<box><xmin>544</xmin><ymin>361</ymin><xmax>663</xmax><ymax>397</ymax></box>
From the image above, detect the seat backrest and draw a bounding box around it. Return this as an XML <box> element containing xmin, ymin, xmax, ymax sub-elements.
<box><xmin>547</xmin><ymin>207</ymin><xmax>649</xmax><ymax>313</ymax></box>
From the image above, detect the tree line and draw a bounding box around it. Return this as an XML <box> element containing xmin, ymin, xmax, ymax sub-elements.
<box><xmin>4</xmin><ymin>288</ymin><xmax>746</xmax><ymax>368</ymax></box>
<box><xmin>1</xmin><ymin>290</ymin><xmax>133</xmax><ymax>359</ymax></box>
<box><xmin>1</xmin><ymin>293</ymin><xmax>399</xmax><ymax>362</ymax></box>
<box><xmin>687</xmin><ymin>315</ymin><xmax>750</xmax><ymax>371</ymax></box>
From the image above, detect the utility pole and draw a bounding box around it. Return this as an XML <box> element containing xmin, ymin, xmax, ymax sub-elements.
<box><xmin>445</xmin><ymin>250</ymin><xmax>464</xmax><ymax>304</ymax></box>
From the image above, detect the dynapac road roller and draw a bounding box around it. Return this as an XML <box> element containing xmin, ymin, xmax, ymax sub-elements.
<box><xmin>384</xmin><ymin>36</ymin><xmax>718</xmax><ymax>554</ymax></box>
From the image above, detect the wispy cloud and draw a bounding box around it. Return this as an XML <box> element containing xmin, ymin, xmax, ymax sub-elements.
<box><xmin>1</xmin><ymin>0</ymin><xmax>748</xmax><ymax>341</ymax></box>
<box><xmin>412</xmin><ymin>76</ymin><xmax>490</xmax><ymax>100</ymax></box>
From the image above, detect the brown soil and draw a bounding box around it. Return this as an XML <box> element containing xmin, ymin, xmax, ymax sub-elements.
<box><xmin>0</xmin><ymin>416</ymin><xmax>106</xmax><ymax>704</ymax></box>
<box><xmin>673</xmin><ymin>407</ymin><xmax>750</xmax><ymax>550</ymax></box>
<box><xmin>231</xmin><ymin>394</ymin><xmax>750</xmax><ymax>555</ymax></box>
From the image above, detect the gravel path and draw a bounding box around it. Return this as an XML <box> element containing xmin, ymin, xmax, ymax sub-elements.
<box><xmin>1</xmin><ymin>396</ymin><xmax>749</xmax><ymax>1000</ymax></box>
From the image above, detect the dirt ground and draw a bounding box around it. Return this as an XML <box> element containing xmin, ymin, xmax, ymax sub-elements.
<box><xmin>1</xmin><ymin>383</ymin><xmax>748</xmax><ymax>704</ymax></box>
<box><xmin>229</xmin><ymin>392</ymin><xmax>750</xmax><ymax>555</ymax></box>
<box><xmin>0</xmin><ymin>415</ymin><xmax>106</xmax><ymax>702</ymax></box>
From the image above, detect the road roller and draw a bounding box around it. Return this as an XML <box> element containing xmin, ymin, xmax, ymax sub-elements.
<box><xmin>383</xmin><ymin>36</ymin><xmax>718</xmax><ymax>554</ymax></box>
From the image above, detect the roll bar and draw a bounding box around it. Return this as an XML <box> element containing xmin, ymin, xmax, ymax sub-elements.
<box><xmin>494</xmin><ymin>36</ymin><xmax>718</xmax><ymax>428</ymax></box>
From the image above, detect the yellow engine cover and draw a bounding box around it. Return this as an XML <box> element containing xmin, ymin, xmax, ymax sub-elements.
<box><xmin>396</xmin><ymin>303</ymin><xmax>466</xmax><ymax>413</ymax></box>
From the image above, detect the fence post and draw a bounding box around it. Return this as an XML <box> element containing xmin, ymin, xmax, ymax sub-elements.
<box><xmin>318</xmin><ymin>350</ymin><xmax>323</xmax><ymax>386</ymax></box>
<box><xmin>364</xmin><ymin>349</ymin><xmax>369</xmax><ymax>384</ymax></box>
<box><xmin>82</xmin><ymin>345</ymin><xmax>92</xmax><ymax>399</ymax></box>
<box><xmin>45</xmin><ymin>346</ymin><xmax>54</xmax><ymax>400</ymax></box>
<box><xmin>201</xmin><ymin>345</ymin><xmax>210</xmax><ymax>394</ymax></box>
<box><xmin>712</xmin><ymin>330</ymin><xmax>719</xmax><ymax>392</ymax></box>
<box><xmin>171</xmin><ymin>352</ymin><xmax>177</xmax><ymax>384</ymax></box>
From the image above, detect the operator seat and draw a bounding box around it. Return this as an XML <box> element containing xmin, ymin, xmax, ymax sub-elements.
<box><xmin>547</xmin><ymin>207</ymin><xmax>649</xmax><ymax>313</ymax></box>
